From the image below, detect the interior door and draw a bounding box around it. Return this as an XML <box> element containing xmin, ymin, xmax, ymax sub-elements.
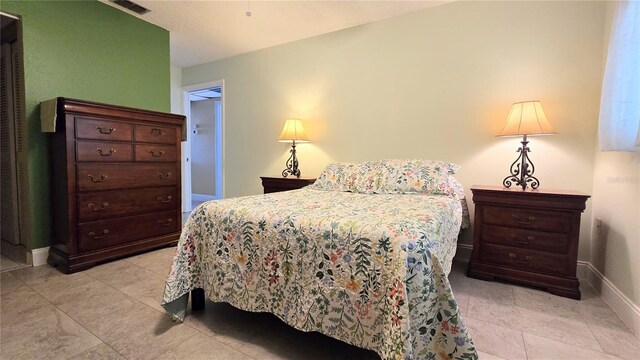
<box><xmin>0</xmin><ymin>42</ymin><xmax>21</xmax><ymax>246</ymax></box>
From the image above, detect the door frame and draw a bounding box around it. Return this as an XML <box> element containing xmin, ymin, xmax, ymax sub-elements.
<box><xmin>181</xmin><ymin>79</ymin><xmax>225</xmax><ymax>212</ymax></box>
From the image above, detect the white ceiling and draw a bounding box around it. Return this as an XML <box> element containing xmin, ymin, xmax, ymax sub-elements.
<box><xmin>100</xmin><ymin>0</ymin><xmax>448</xmax><ymax>68</ymax></box>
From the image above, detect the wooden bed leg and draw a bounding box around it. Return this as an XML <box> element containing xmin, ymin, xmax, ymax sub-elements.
<box><xmin>191</xmin><ymin>288</ymin><xmax>205</xmax><ymax>311</ymax></box>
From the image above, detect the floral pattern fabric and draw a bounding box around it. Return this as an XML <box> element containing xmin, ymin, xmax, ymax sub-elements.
<box><xmin>162</xmin><ymin>188</ymin><xmax>477</xmax><ymax>360</ymax></box>
<box><xmin>310</xmin><ymin>161</ymin><xmax>384</xmax><ymax>193</ymax></box>
<box><xmin>377</xmin><ymin>159</ymin><xmax>460</xmax><ymax>196</ymax></box>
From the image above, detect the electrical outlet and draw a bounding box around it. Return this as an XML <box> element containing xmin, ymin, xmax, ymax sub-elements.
<box><xmin>595</xmin><ymin>218</ymin><xmax>602</xmax><ymax>236</ymax></box>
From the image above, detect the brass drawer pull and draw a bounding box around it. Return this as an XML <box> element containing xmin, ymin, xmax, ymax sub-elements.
<box><xmin>156</xmin><ymin>196</ymin><xmax>172</xmax><ymax>203</ymax></box>
<box><xmin>88</xmin><ymin>229</ymin><xmax>109</xmax><ymax>239</ymax></box>
<box><xmin>150</xmin><ymin>128</ymin><xmax>166</xmax><ymax>136</ymax></box>
<box><xmin>513</xmin><ymin>215</ymin><xmax>535</xmax><ymax>225</ymax></box>
<box><xmin>97</xmin><ymin>148</ymin><xmax>116</xmax><ymax>156</ymax></box>
<box><xmin>157</xmin><ymin>172</ymin><xmax>171</xmax><ymax>180</ymax></box>
<box><xmin>88</xmin><ymin>174</ymin><xmax>108</xmax><ymax>183</ymax></box>
<box><xmin>509</xmin><ymin>253</ymin><xmax>531</xmax><ymax>264</ymax></box>
<box><xmin>157</xmin><ymin>219</ymin><xmax>173</xmax><ymax>227</ymax></box>
<box><xmin>149</xmin><ymin>150</ymin><xmax>165</xmax><ymax>158</ymax></box>
<box><xmin>88</xmin><ymin>202</ymin><xmax>109</xmax><ymax>211</ymax></box>
<box><xmin>515</xmin><ymin>235</ymin><xmax>535</xmax><ymax>245</ymax></box>
<box><xmin>96</xmin><ymin>126</ymin><xmax>115</xmax><ymax>135</ymax></box>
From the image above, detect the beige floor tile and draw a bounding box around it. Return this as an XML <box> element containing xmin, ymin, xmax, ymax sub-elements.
<box><xmin>449</xmin><ymin>274</ymin><xmax>515</xmax><ymax>306</ymax></box>
<box><xmin>465</xmin><ymin>318</ymin><xmax>527</xmax><ymax>360</ymax></box>
<box><xmin>1</xmin><ymin>308</ymin><xmax>101</xmax><ymax>360</ymax></box>
<box><xmin>477</xmin><ymin>350</ymin><xmax>508</xmax><ymax>360</ymax></box>
<box><xmin>83</xmin><ymin>302</ymin><xmax>198</xmax><ymax>360</ymax></box>
<box><xmin>119</xmin><ymin>272</ymin><xmax>168</xmax><ymax>312</ymax></box>
<box><xmin>513</xmin><ymin>285</ymin><xmax>632</xmax><ymax>334</ymax></box>
<box><xmin>47</xmin><ymin>280</ymin><xmax>138</xmax><ymax>325</ymax></box>
<box><xmin>124</xmin><ymin>246</ymin><xmax>176</xmax><ymax>275</ymax></box>
<box><xmin>67</xmin><ymin>343</ymin><xmax>125</xmax><ymax>360</ymax></box>
<box><xmin>10</xmin><ymin>265</ymin><xmax>93</xmax><ymax>300</ymax></box>
<box><xmin>523</xmin><ymin>332</ymin><xmax>621</xmax><ymax>360</ymax></box>
<box><xmin>467</xmin><ymin>296</ymin><xmax>603</xmax><ymax>351</ymax></box>
<box><xmin>1</xmin><ymin>254</ymin><xmax>22</xmax><ymax>271</ymax></box>
<box><xmin>589</xmin><ymin>324</ymin><xmax>640</xmax><ymax>360</ymax></box>
<box><xmin>156</xmin><ymin>331</ymin><xmax>252</xmax><ymax>360</ymax></box>
<box><xmin>453</xmin><ymin>291</ymin><xmax>470</xmax><ymax>316</ymax></box>
<box><xmin>84</xmin><ymin>260</ymin><xmax>159</xmax><ymax>289</ymax></box>
<box><xmin>0</xmin><ymin>271</ymin><xmax>27</xmax><ymax>295</ymax></box>
<box><xmin>0</xmin><ymin>286</ymin><xmax>58</xmax><ymax>328</ymax></box>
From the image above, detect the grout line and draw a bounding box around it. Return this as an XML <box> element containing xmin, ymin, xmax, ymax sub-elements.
<box><xmin>584</xmin><ymin>323</ymin><xmax>611</xmax><ymax>356</ymax></box>
<box><xmin>521</xmin><ymin>331</ymin><xmax>529</xmax><ymax>360</ymax></box>
<box><xmin>465</xmin><ymin>294</ymin><xmax>470</xmax><ymax>316</ymax></box>
<box><xmin>7</xmin><ymin>273</ymin><xmax>114</xmax><ymax>360</ymax></box>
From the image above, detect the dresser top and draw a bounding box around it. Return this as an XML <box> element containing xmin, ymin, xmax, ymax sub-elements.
<box><xmin>471</xmin><ymin>185</ymin><xmax>590</xmax><ymax>198</ymax></box>
<box><xmin>57</xmin><ymin>97</ymin><xmax>185</xmax><ymax>125</ymax></box>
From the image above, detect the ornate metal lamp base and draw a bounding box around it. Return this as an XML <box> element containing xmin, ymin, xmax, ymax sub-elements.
<box><xmin>502</xmin><ymin>135</ymin><xmax>540</xmax><ymax>190</ymax></box>
<box><xmin>282</xmin><ymin>141</ymin><xmax>301</xmax><ymax>178</ymax></box>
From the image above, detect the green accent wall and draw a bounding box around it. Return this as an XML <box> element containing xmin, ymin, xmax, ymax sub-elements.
<box><xmin>0</xmin><ymin>1</ymin><xmax>170</xmax><ymax>249</ymax></box>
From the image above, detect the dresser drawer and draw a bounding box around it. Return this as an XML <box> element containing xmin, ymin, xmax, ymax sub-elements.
<box><xmin>134</xmin><ymin>144</ymin><xmax>177</xmax><ymax>162</ymax></box>
<box><xmin>76</xmin><ymin>141</ymin><xmax>133</xmax><ymax>162</ymax></box>
<box><xmin>77</xmin><ymin>164</ymin><xmax>177</xmax><ymax>191</ymax></box>
<box><xmin>77</xmin><ymin>187</ymin><xmax>177</xmax><ymax>222</ymax></box>
<box><xmin>76</xmin><ymin>118</ymin><xmax>133</xmax><ymax>141</ymax></box>
<box><xmin>483</xmin><ymin>206</ymin><xmax>572</xmax><ymax>233</ymax></box>
<box><xmin>481</xmin><ymin>225</ymin><xmax>569</xmax><ymax>254</ymax></box>
<box><xmin>77</xmin><ymin>210</ymin><xmax>179</xmax><ymax>252</ymax></box>
<box><xmin>479</xmin><ymin>243</ymin><xmax>569</xmax><ymax>276</ymax></box>
<box><xmin>135</xmin><ymin>124</ymin><xmax>176</xmax><ymax>144</ymax></box>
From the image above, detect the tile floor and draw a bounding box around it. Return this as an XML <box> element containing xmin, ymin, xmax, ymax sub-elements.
<box><xmin>0</xmin><ymin>254</ymin><xmax>25</xmax><ymax>272</ymax></box>
<box><xmin>1</xmin><ymin>249</ymin><xmax>637</xmax><ymax>360</ymax></box>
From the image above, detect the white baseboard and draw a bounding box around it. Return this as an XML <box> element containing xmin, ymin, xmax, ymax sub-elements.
<box><xmin>192</xmin><ymin>193</ymin><xmax>215</xmax><ymax>202</ymax></box>
<box><xmin>455</xmin><ymin>244</ymin><xmax>640</xmax><ymax>337</ymax></box>
<box><xmin>27</xmin><ymin>247</ymin><xmax>49</xmax><ymax>267</ymax></box>
<box><xmin>579</xmin><ymin>261</ymin><xmax>640</xmax><ymax>337</ymax></box>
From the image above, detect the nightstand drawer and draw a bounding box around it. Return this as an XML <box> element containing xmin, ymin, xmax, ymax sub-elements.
<box><xmin>483</xmin><ymin>206</ymin><xmax>571</xmax><ymax>233</ymax></box>
<box><xmin>480</xmin><ymin>244</ymin><xmax>568</xmax><ymax>276</ymax></box>
<box><xmin>481</xmin><ymin>225</ymin><xmax>569</xmax><ymax>254</ymax></box>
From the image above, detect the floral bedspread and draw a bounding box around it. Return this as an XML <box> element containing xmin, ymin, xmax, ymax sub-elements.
<box><xmin>162</xmin><ymin>188</ymin><xmax>477</xmax><ymax>360</ymax></box>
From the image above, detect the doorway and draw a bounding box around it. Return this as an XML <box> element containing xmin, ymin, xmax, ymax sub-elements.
<box><xmin>182</xmin><ymin>81</ymin><xmax>224</xmax><ymax>214</ymax></box>
<box><xmin>1</xmin><ymin>12</ymin><xmax>29</xmax><ymax>271</ymax></box>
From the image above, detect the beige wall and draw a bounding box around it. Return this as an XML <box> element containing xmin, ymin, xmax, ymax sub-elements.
<box><xmin>591</xmin><ymin>150</ymin><xmax>640</xmax><ymax>306</ymax></box>
<box><xmin>190</xmin><ymin>99</ymin><xmax>218</xmax><ymax>196</ymax></box>
<box><xmin>590</xmin><ymin>2</ymin><xmax>640</xmax><ymax>307</ymax></box>
<box><xmin>181</xmin><ymin>1</ymin><xmax>606</xmax><ymax>258</ymax></box>
<box><xmin>170</xmin><ymin>65</ymin><xmax>183</xmax><ymax>115</ymax></box>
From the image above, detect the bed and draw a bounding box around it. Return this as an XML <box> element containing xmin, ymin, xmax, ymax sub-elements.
<box><xmin>162</xmin><ymin>160</ymin><xmax>478</xmax><ymax>360</ymax></box>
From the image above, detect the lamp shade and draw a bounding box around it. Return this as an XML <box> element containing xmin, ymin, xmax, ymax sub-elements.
<box><xmin>498</xmin><ymin>101</ymin><xmax>556</xmax><ymax>137</ymax></box>
<box><xmin>278</xmin><ymin>119</ymin><xmax>310</xmax><ymax>143</ymax></box>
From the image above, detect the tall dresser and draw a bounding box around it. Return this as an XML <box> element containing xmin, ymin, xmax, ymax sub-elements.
<box><xmin>47</xmin><ymin>98</ymin><xmax>185</xmax><ymax>273</ymax></box>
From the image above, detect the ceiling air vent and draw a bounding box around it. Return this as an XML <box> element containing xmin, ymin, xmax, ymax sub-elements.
<box><xmin>110</xmin><ymin>0</ymin><xmax>150</xmax><ymax>15</ymax></box>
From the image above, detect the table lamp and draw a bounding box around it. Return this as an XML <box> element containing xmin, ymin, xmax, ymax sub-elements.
<box><xmin>498</xmin><ymin>101</ymin><xmax>556</xmax><ymax>190</ymax></box>
<box><xmin>278</xmin><ymin>119</ymin><xmax>309</xmax><ymax>178</ymax></box>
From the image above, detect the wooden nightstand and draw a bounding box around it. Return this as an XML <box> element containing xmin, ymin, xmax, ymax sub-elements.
<box><xmin>260</xmin><ymin>177</ymin><xmax>316</xmax><ymax>194</ymax></box>
<box><xmin>467</xmin><ymin>185</ymin><xmax>590</xmax><ymax>299</ymax></box>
